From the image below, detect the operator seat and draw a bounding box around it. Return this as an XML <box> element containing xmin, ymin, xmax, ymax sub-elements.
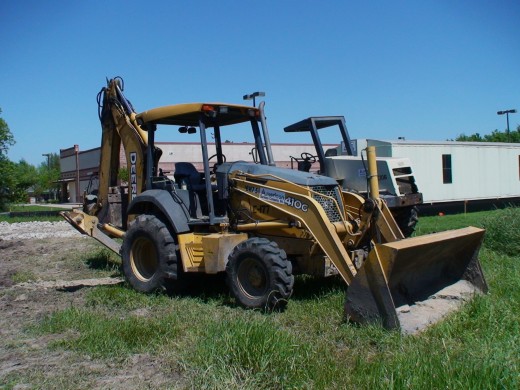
<box><xmin>325</xmin><ymin>148</ymin><xmax>338</xmax><ymax>157</ymax></box>
<box><xmin>174</xmin><ymin>162</ymin><xmax>206</xmax><ymax>192</ymax></box>
<box><xmin>297</xmin><ymin>160</ymin><xmax>312</xmax><ymax>172</ymax></box>
<box><xmin>173</xmin><ymin>162</ymin><xmax>205</xmax><ymax>219</ymax></box>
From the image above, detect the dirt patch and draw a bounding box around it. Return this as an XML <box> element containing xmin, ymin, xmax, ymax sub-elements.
<box><xmin>0</xmin><ymin>223</ymin><xmax>181</xmax><ymax>389</ymax></box>
<box><xmin>0</xmin><ymin>236</ymin><xmax>99</xmax><ymax>287</ymax></box>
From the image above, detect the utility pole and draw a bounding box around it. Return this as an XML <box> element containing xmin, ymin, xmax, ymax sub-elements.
<box><xmin>42</xmin><ymin>153</ymin><xmax>51</xmax><ymax>168</ymax></box>
<box><xmin>42</xmin><ymin>153</ymin><xmax>52</xmax><ymax>201</ymax></box>
<box><xmin>243</xmin><ymin>91</ymin><xmax>265</xmax><ymax>107</ymax></box>
<box><xmin>497</xmin><ymin>109</ymin><xmax>517</xmax><ymax>142</ymax></box>
<box><xmin>75</xmin><ymin>145</ymin><xmax>80</xmax><ymax>203</ymax></box>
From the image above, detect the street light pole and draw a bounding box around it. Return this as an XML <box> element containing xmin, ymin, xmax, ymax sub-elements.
<box><xmin>497</xmin><ymin>109</ymin><xmax>517</xmax><ymax>142</ymax></box>
<box><xmin>42</xmin><ymin>153</ymin><xmax>51</xmax><ymax>201</ymax></box>
<box><xmin>243</xmin><ymin>91</ymin><xmax>265</xmax><ymax>107</ymax></box>
<box><xmin>42</xmin><ymin>153</ymin><xmax>51</xmax><ymax>168</ymax></box>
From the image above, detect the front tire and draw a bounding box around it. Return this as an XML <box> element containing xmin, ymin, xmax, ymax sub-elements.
<box><xmin>226</xmin><ymin>238</ymin><xmax>294</xmax><ymax>311</ymax></box>
<box><xmin>121</xmin><ymin>214</ymin><xmax>180</xmax><ymax>293</ymax></box>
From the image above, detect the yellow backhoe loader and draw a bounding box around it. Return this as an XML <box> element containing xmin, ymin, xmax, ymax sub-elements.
<box><xmin>62</xmin><ymin>78</ymin><xmax>487</xmax><ymax>333</ymax></box>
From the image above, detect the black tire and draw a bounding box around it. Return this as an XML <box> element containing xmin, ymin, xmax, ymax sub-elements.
<box><xmin>226</xmin><ymin>238</ymin><xmax>294</xmax><ymax>311</ymax></box>
<box><xmin>392</xmin><ymin>206</ymin><xmax>419</xmax><ymax>237</ymax></box>
<box><xmin>121</xmin><ymin>214</ymin><xmax>181</xmax><ymax>293</ymax></box>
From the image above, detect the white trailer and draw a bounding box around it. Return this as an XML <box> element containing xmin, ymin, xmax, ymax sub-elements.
<box><xmin>355</xmin><ymin>139</ymin><xmax>520</xmax><ymax>204</ymax></box>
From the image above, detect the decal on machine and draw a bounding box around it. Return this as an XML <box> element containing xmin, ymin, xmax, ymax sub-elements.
<box><xmin>245</xmin><ymin>185</ymin><xmax>260</xmax><ymax>194</ymax></box>
<box><xmin>357</xmin><ymin>168</ymin><xmax>387</xmax><ymax>181</ymax></box>
<box><xmin>130</xmin><ymin>152</ymin><xmax>137</xmax><ymax>199</ymax></box>
<box><xmin>245</xmin><ymin>185</ymin><xmax>309</xmax><ymax>212</ymax></box>
<box><xmin>259</xmin><ymin>188</ymin><xmax>309</xmax><ymax>212</ymax></box>
<box><xmin>259</xmin><ymin>188</ymin><xmax>285</xmax><ymax>204</ymax></box>
<box><xmin>253</xmin><ymin>204</ymin><xmax>270</xmax><ymax>214</ymax></box>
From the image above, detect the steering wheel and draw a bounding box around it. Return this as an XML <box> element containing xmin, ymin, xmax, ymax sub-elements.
<box><xmin>208</xmin><ymin>153</ymin><xmax>227</xmax><ymax>174</ymax></box>
<box><xmin>301</xmin><ymin>152</ymin><xmax>317</xmax><ymax>163</ymax></box>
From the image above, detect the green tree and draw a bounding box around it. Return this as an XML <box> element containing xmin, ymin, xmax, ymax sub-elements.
<box><xmin>0</xmin><ymin>108</ymin><xmax>15</xmax><ymax>156</ymax></box>
<box><xmin>0</xmin><ymin>108</ymin><xmax>16</xmax><ymax>210</ymax></box>
<box><xmin>456</xmin><ymin>125</ymin><xmax>520</xmax><ymax>143</ymax></box>
<box><xmin>36</xmin><ymin>153</ymin><xmax>61</xmax><ymax>201</ymax></box>
<box><xmin>12</xmin><ymin>159</ymin><xmax>38</xmax><ymax>202</ymax></box>
<box><xmin>118</xmin><ymin>167</ymin><xmax>129</xmax><ymax>183</ymax></box>
<box><xmin>0</xmin><ymin>159</ymin><xmax>16</xmax><ymax>210</ymax></box>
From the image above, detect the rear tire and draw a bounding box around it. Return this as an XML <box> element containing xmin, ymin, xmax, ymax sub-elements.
<box><xmin>226</xmin><ymin>238</ymin><xmax>294</xmax><ymax>311</ymax></box>
<box><xmin>392</xmin><ymin>206</ymin><xmax>419</xmax><ymax>237</ymax></box>
<box><xmin>121</xmin><ymin>214</ymin><xmax>181</xmax><ymax>293</ymax></box>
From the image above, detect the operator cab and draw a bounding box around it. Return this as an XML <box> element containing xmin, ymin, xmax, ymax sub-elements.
<box><xmin>284</xmin><ymin>116</ymin><xmax>354</xmax><ymax>174</ymax></box>
<box><xmin>136</xmin><ymin>103</ymin><xmax>272</xmax><ymax>226</ymax></box>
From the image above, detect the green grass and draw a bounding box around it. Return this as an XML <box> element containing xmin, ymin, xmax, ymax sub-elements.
<box><xmin>480</xmin><ymin>207</ymin><xmax>520</xmax><ymax>256</ymax></box>
<box><xmin>186</xmin><ymin>317</ymin><xmax>321</xmax><ymax>389</ymax></box>
<box><xmin>0</xmin><ymin>204</ymin><xmax>69</xmax><ymax>223</ymax></box>
<box><xmin>11</xmin><ymin>269</ymin><xmax>37</xmax><ymax>283</ymax></box>
<box><xmin>0</xmin><ymin>214</ymin><xmax>65</xmax><ymax>223</ymax></box>
<box><xmin>37</xmin><ymin>305</ymin><xmax>182</xmax><ymax>358</ymax></box>
<box><xmin>18</xmin><ymin>209</ymin><xmax>520</xmax><ymax>388</ymax></box>
<box><xmin>417</xmin><ymin>208</ymin><xmax>520</xmax><ymax>256</ymax></box>
<box><xmin>7</xmin><ymin>204</ymin><xmax>69</xmax><ymax>212</ymax></box>
<box><xmin>82</xmin><ymin>247</ymin><xmax>122</xmax><ymax>272</ymax></box>
<box><xmin>414</xmin><ymin>209</ymin><xmax>493</xmax><ymax>235</ymax></box>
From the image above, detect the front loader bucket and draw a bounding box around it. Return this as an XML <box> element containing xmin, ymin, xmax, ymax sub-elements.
<box><xmin>345</xmin><ymin>226</ymin><xmax>487</xmax><ymax>334</ymax></box>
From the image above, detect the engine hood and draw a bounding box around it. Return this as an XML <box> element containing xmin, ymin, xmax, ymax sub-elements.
<box><xmin>217</xmin><ymin>161</ymin><xmax>337</xmax><ymax>187</ymax></box>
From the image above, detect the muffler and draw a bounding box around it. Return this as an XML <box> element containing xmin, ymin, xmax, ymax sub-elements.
<box><xmin>345</xmin><ymin>226</ymin><xmax>487</xmax><ymax>334</ymax></box>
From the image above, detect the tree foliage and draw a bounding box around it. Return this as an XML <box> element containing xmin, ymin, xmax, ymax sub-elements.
<box><xmin>1</xmin><ymin>156</ymin><xmax>62</xmax><ymax>209</ymax></box>
<box><xmin>0</xmin><ymin>159</ymin><xmax>16</xmax><ymax>211</ymax></box>
<box><xmin>0</xmin><ymin>108</ymin><xmax>16</xmax><ymax>210</ymax></box>
<box><xmin>456</xmin><ymin>126</ymin><xmax>520</xmax><ymax>143</ymax></box>
<box><xmin>0</xmin><ymin>107</ymin><xmax>15</xmax><ymax>157</ymax></box>
<box><xmin>14</xmin><ymin>160</ymin><xmax>39</xmax><ymax>199</ymax></box>
<box><xmin>118</xmin><ymin>167</ymin><xmax>129</xmax><ymax>183</ymax></box>
<box><xmin>36</xmin><ymin>153</ymin><xmax>61</xmax><ymax>199</ymax></box>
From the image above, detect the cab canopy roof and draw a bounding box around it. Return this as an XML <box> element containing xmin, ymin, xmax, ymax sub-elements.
<box><xmin>284</xmin><ymin>116</ymin><xmax>346</xmax><ymax>133</ymax></box>
<box><xmin>137</xmin><ymin>103</ymin><xmax>259</xmax><ymax>127</ymax></box>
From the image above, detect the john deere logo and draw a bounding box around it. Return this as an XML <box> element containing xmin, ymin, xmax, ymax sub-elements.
<box><xmin>130</xmin><ymin>152</ymin><xmax>137</xmax><ymax>199</ymax></box>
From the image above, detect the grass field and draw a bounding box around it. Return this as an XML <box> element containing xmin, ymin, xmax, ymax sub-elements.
<box><xmin>0</xmin><ymin>204</ymin><xmax>68</xmax><ymax>223</ymax></box>
<box><xmin>415</xmin><ymin>210</ymin><xmax>491</xmax><ymax>234</ymax></box>
<box><xmin>6</xmin><ymin>204</ymin><xmax>68</xmax><ymax>213</ymax></box>
<box><xmin>7</xmin><ymin>209</ymin><xmax>520</xmax><ymax>388</ymax></box>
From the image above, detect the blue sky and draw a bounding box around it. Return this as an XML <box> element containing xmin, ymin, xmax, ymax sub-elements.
<box><xmin>1</xmin><ymin>0</ymin><xmax>519</xmax><ymax>166</ymax></box>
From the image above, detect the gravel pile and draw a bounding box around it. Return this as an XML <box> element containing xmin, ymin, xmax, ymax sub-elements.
<box><xmin>0</xmin><ymin>221</ymin><xmax>82</xmax><ymax>241</ymax></box>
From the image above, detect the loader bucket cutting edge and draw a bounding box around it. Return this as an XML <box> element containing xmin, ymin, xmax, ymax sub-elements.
<box><xmin>344</xmin><ymin>226</ymin><xmax>487</xmax><ymax>334</ymax></box>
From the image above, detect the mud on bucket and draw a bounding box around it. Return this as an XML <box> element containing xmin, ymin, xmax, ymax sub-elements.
<box><xmin>344</xmin><ymin>226</ymin><xmax>487</xmax><ymax>334</ymax></box>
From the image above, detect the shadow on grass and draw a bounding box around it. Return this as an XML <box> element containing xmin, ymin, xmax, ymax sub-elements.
<box><xmin>172</xmin><ymin>273</ymin><xmax>231</xmax><ymax>304</ymax></box>
<box><xmin>83</xmin><ymin>249</ymin><xmax>122</xmax><ymax>275</ymax></box>
<box><xmin>162</xmin><ymin>273</ymin><xmax>346</xmax><ymax>308</ymax></box>
<box><xmin>291</xmin><ymin>275</ymin><xmax>346</xmax><ymax>301</ymax></box>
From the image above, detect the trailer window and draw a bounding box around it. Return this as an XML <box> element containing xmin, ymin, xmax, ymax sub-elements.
<box><xmin>442</xmin><ymin>154</ymin><xmax>452</xmax><ymax>184</ymax></box>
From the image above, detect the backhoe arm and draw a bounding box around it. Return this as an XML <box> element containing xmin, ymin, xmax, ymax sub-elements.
<box><xmin>94</xmin><ymin>78</ymin><xmax>149</xmax><ymax>223</ymax></box>
<box><xmin>61</xmin><ymin>78</ymin><xmax>151</xmax><ymax>251</ymax></box>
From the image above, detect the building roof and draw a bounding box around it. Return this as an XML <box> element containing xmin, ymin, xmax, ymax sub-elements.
<box><xmin>365</xmin><ymin>138</ymin><xmax>520</xmax><ymax>148</ymax></box>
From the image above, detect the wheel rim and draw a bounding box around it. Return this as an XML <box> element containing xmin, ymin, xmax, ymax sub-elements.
<box><xmin>130</xmin><ymin>236</ymin><xmax>159</xmax><ymax>282</ymax></box>
<box><xmin>237</xmin><ymin>257</ymin><xmax>269</xmax><ymax>298</ymax></box>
